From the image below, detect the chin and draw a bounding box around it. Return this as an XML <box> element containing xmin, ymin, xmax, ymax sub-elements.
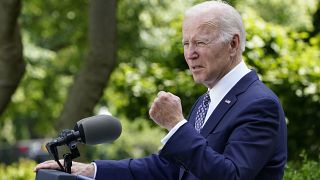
<box><xmin>193</xmin><ymin>77</ymin><xmax>204</xmax><ymax>84</ymax></box>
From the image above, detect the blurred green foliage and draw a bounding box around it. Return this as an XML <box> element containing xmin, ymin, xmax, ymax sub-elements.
<box><xmin>238</xmin><ymin>0</ymin><xmax>317</xmax><ymax>31</ymax></box>
<box><xmin>0</xmin><ymin>0</ymin><xmax>319</xmax><ymax>173</ymax></box>
<box><xmin>284</xmin><ymin>152</ymin><xmax>320</xmax><ymax>180</ymax></box>
<box><xmin>0</xmin><ymin>154</ymin><xmax>319</xmax><ymax>179</ymax></box>
<box><xmin>103</xmin><ymin>61</ymin><xmax>205</xmax><ymax>122</ymax></box>
<box><xmin>88</xmin><ymin>117</ymin><xmax>166</xmax><ymax>160</ymax></box>
<box><xmin>0</xmin><ymin>159</ymin><xmax>36</xmax><ymax>180</ymax></box>
<box><xmin>243</xmin><ymin>9</ymin><xmax>320</xmax><ymax>159</ymax></box>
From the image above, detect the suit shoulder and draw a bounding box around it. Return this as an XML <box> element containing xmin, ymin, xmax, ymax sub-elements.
<box><xmin>241</xmin><ymin>80</ymin><xmax>280</xmax><ymax>103</ymax></box>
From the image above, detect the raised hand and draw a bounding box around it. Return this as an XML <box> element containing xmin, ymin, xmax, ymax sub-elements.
<box><xmin>149</xmin><ymin>91</ymin><xmax>185</xmax><ymax>131</ymax></box>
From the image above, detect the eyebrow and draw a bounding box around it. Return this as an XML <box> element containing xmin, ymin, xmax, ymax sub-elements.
<box><xmin>181</xmin><ymin>36</ymin><xmax>211</xmax><ymax>44</ymax></box>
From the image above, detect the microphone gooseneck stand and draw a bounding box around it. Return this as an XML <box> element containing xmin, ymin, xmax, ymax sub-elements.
<box><xmin>46</xmin><ymin>129</ymin><xmax>80</xmax><ymax>174</ymax></box>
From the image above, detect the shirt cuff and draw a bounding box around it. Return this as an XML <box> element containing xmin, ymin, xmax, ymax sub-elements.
<box><xmin>161</xmin><ymin>119</ymin><xmax>187</xmax><ymax>145</ymax></box>
<box><xmin>92</xmin><ymin>162</ymin><xmax>97</xmax><ymax>179</ymax></box>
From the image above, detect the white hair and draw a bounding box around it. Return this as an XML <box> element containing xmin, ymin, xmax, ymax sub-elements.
<box><xmin>185</xmin><ymin>1</ymin><xmax>246</xmax><ymax>52</ymax></box>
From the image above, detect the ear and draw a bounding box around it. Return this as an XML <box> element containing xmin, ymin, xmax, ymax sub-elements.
<box><xmin>229</xmin><ymin>34</ymin><xmax>240</xmax><ymax>56</ymax></box>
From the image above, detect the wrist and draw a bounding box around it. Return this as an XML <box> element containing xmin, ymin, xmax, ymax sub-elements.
<box><xmin>87</xmin><ymin>163</ymin><xmax>95</xmax><ymax>178</ymax></box>
<box><xmin>167</xmin><ymin>117</ymin><xmax>184</xmax><ymax>131</ymax></box>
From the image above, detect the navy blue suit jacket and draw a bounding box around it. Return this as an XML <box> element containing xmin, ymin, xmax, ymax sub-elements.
<box><xmin>95</xmin><ymin>71</ymin><xmax>287</xmax><ymax>180</ymax></box>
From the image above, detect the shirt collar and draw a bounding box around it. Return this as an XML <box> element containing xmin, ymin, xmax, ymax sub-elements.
<box><xmin>208</xmin><ymin>61</ymin><xmax>251</xmax><ymax>101</ymax></box>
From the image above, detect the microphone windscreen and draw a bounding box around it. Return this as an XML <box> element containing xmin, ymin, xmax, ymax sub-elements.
<box><xmin>77</xmin><ymin>115</ymin><xmax>122</xmax><ymax>145</ymax></box>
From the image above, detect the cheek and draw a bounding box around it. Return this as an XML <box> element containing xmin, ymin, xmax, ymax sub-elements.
<box><xmin>183</xmin><ymin>48</ymin><xmax>189</xmax><ymax>59</ymax></box>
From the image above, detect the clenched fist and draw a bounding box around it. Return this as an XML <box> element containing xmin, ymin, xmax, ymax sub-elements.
<box><xmin>149</xmin><ymin>91</ymin><xmax>185</xmax><ymax>131</ymax></box>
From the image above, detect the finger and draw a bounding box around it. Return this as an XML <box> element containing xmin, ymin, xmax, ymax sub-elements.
<box><xmin>157</xmin><ymin>91</ymin><xmax>166</xmax><ymax>97</ymax></box>
<box><xmin>34</xmin><ymin>160</ymin><xmax>61</xmax><ymax>172</ymax></box>
<box><xmin>167</xmin><ymin>92</ymin><xmax>174</xmax><ymax>96</ymax></box>
<box><xmin>34</xmin><ymin>163</ymin><xmax>51</xmax><ymax>172</ymax></box>
<box><xmin>36</xmin><ymin>162</ymin><xmax>57</xmax><ymax>170</ymax></box>
<box><xmin>35</xmin><ymin>160</ymin><xmax>55</xmax><ymax>168</ymax></box>
<box><xmin>149</xmin><ymin>104</ymin><xmax>156</xmax><ymax>119</ymax></box>
<box><xmin>71</xmin><ymin>166</ymin><xmax>78</xmax><ymax>175</ymax></box>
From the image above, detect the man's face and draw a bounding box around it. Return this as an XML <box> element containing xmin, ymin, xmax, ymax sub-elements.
<box><xmin>182</xmin><ymin>15</ymin><xmax>234</xmax><ymax>88</ymax></box>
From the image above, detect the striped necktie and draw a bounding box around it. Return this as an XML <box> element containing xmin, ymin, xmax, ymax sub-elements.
<box><xmin>195</xmin><ymin>92</ymin><xmax>211</xmax><ymax>133</ymax></box>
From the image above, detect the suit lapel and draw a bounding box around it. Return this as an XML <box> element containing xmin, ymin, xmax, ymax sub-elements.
<box><xmin>200</xmin><ymin>95</ymin><xmax>237</xmax><ymax>137</ymax></box>
<box><xmin>200</xmin><ymin>70</ymin><xmax>259</xmax><ymax>137</ymax></box>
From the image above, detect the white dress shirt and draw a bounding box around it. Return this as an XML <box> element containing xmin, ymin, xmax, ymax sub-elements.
<box><xmin>161</xmin><ymin>61</ymin><xmax>251</xmax><ymax>144</ymax></box>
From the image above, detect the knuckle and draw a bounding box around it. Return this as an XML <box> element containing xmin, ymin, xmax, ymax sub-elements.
<box><xmin>149</xmin><ymin>107</ymin><xmax>154</xmax><ymax>114</ymax></box>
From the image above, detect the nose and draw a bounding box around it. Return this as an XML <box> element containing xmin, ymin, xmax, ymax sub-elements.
<box><xmin>185</xmin><ymin>44</ymin><xmax>198</xmax><ymax>60</ymax></box>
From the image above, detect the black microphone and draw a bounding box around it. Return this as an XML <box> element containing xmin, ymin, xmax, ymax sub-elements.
<box><xmin>76</xmin><ymin>115</ymin><xmax>122</xmax><ymax>145</ymax></box>
<box><xmin>49</xmin><ymin>115</ymin><xmax>122</xmax><ymax>147</ymax></box>
<box><xmin>45</xmin><ymin>115</ymin><xmax>122</xmax><ymax>173</ymax></box>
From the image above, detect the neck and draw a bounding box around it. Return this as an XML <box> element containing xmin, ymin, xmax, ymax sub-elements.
<box><xmin>205</xmin><ymin>56</ymin><xmax>242</xmax><ymax>89</ymax></box>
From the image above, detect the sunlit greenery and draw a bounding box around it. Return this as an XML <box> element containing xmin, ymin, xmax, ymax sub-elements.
<box><xmin>1</xmin><ymin>155</ymin><xmax>319</xmax><ymax>180</ymax></box>
<box><xmin>284</xmin><ymin>152</ymin><xmax>320</xmax><ymax>180</ymax></box>
<box><xmin>0</xmin><ymin>0</ymin><xmax>319</xmax><ymax>178</ymax></box>
<box><xmin>88</xmin><ymin>117</ymin><xmax>166</xmax><ymax>160</ymax></box>
<box><xmin>0</xmin><ymin>159</ymin><xmax>36</xmax><ymax>180</ymax></box>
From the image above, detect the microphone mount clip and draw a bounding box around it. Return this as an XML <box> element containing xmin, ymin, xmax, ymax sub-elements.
<box><xmin>46</xmin><ymin>129</ymin><xmax>80</xmax><ymax>174</ymax></box>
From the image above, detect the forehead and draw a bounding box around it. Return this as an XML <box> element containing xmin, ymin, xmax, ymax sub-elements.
<box><xmin>182</xmin><ymin>15</ymin><xmax>218</xmax><ymax>39</ymax></box>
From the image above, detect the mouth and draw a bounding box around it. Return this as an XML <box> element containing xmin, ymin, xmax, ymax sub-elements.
<box><xmin>191</xmin><ymin>65</ymin><xmax>204</xmax><ymax>71</ymax></box>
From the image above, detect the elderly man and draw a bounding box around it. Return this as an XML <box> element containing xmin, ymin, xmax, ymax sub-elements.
<box><xmin>35</xmin><ymin>1</ymin><xmax>287</xmax><ymax>179</ymax></box>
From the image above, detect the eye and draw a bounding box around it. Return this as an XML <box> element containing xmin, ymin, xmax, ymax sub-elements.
<box><xmin>183</xmin><ymin>41</ymin><xmax>189</xmax><ymax>47</ymax></box>
<box><xmin>196</xmin><ymin>41</ymin><xmax>206</xmax><ymax>46</ymax></box>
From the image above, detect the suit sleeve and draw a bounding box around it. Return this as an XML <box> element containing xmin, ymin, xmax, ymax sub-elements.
<box><xmin>159</xmin><ymin>98</ymin><xmax>281</xmax><ymax>180</ymax></box>
<box><xmin>92</xmin><ymin>97</ymin><xmax>204</xmax><ymax>180</ymax></box>
<box><xmin>94</xmin><ymin>153</ymin><xmax>179</xmax><ymax>180</ymax></box>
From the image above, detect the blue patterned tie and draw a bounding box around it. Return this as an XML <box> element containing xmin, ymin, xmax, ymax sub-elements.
<box><xmin>195</xmin><ymin>92</ymin><xmax>211</xmax><ymax>133</ymax></box>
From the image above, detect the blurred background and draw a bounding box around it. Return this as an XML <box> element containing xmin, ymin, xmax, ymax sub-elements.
<box><xmin>0</xmin><ymin>0</ymin><xmax>319</xmax><ymax>179</ymax></box>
